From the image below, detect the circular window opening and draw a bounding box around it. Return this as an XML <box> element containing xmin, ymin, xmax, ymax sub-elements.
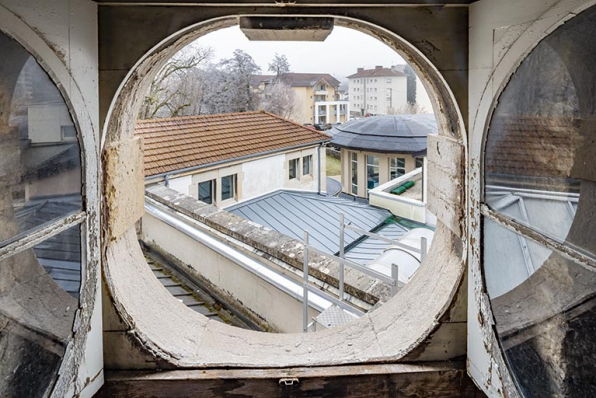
<box><xmin>103</xmin><ymin>15</ymin><xmax>467</xmax><ymax>368</ymax></box>
<box><xmin>482</xmin><ymin>6</ymin><xmax>596</xmax><ymax>397</ymax></box>
<box><xmin>136</xmin><ymin>24</ymin><xmax>441</xmax><ymax>333</ymax></box>
<box><xmin>0</xmin><ymin>31</ymin><xmax>85</xmax><ymax>397</ymax></box>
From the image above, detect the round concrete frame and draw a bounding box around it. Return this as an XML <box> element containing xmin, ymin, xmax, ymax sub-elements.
<box><xmin>0</xmin><ymin>5</ymin><xmax>101</xmax><ymax>396</ymax></box>
<box><xmin>103</xmin><ymin>14</ymin><xmax>467</xmax><ymax>368</ymax></box>
<box><xmin>467</xmin><ymin>2</ymin><xmax>596</xmax><ymax>395</ymax></box>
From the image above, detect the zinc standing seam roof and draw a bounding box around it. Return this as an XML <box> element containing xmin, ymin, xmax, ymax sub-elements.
<box><xmin>226</xmin><ymin>190</ymin><xmax>394</xmax><ymax>255</ymax></box>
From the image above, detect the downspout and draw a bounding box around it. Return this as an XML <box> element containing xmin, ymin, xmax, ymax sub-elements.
<box><xmin>164</xmin><ymin>174</ymin><xmax>170</xmax><ymax>187</ymax></box>
<box><xmin>317</xmin><ymin>143</ymin><xmax>323</xmax><ymax>194</ymax></box>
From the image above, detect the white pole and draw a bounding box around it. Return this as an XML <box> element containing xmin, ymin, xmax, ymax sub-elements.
<box><xmin>391</xmin><ymin>263</ymin><xmax>399</xmax><ymax>297</ymax></box>
<box><xmin>339</xmin><ymin>213</ymin><xmax>345</xmax><ymax>301</ymax></box>
<box><xmin>303</xmin><ymin>231</ymin><xmax>310</xmax><ymax>332</ymax></box>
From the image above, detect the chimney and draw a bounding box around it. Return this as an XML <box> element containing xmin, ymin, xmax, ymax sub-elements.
<box><xmin>375</xmin><ymin>65</ymin><xmax>382</xmax><ymax>70</ymax></box>
<box><xmin>357</xmin><ymin>67</ymin><xmax>364</xmax><ymax>73</ymax></box>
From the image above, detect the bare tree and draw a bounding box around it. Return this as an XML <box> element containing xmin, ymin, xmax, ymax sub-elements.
<box><xmin>268</xmin><ymin>53</ymin><xmax>291</xmax><ymax>78</ymax></box>
<box><xmin>140</xmin><ymin>44</ymin><xmax>213</xmax><ymax>119</ymax></box>
<box><xmin>259</xmin><ymin>80</ymin><xmax>301</xmax><ymax>120</ymax></box>
<box><xmin>216</xmin><ymin>49</ymin><xmax>261</xmax><ymax>113</ymax></box>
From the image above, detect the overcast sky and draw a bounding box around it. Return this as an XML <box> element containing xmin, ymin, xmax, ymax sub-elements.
<box><xmin>190</xmin><ymin>25</ymin><xmax>406</xmax><ymax>83</ymax></box>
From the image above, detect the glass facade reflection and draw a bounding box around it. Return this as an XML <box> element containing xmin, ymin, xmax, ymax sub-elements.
<box><xmin>483</xmin><ymin>7</ymin><xmax>596</xmax><ymax>397</ymax></box>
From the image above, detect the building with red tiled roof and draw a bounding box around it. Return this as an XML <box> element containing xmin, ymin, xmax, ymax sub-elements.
<box><xmin>136</xmin><ymin>111</ymin><xmax>331</xmax><ymax>208</ymax></box>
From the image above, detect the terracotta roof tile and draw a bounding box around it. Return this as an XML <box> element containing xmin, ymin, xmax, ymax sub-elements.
<box><xmin>136</xmin><ymin>111</ymin><xmax>331</xmax><ymax>177</ymax></box>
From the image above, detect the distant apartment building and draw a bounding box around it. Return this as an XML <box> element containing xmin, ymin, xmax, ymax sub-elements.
<box><xmin>348</xmin><ymin>66</ymin><xmax>408</xmax><ymax>116</ymax></box>
<box><xmin>136</xmin><ymin>111</ymin><xmax>331</xmax><ymax>208</ymax></box>
<box><xmin>253</xmin><ymin>73</ymin><xmax>350</xmax><ymax>126</ymax></box>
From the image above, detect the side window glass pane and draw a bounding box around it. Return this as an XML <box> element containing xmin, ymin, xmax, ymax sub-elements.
<box><xmin>483</xmin><ymin>8</ymin><xmax>596</xmax><ymax>397</ymax></box>
<box><xmin>366</xmin><ymin>155</ymin><xmax>379</xmax><ymax>189</ymax></box>
<box><xmin>0</xmin><ymin>32</ymin><xmax>84</xmax><ymax>398</ymax></box>
<box><xmin>289</xmin><ymin>159</ymin><xmax>298</xmax><ymax>179</ymax></box>
<box><xmin>2</xmin><ymin>52</ymin><xmax>81</xmax><ymax>246</ymax></box>
<box><xmin>198</xmin><ymin>180</ymin><xmax>213</xmax><ymax>204</ymax></box>
<box><xmin>351</xmin><ymin>152</ymin><xmax>358</xmax><ymax>195</ymax></box>
<box><xmin>303</xmin><ymin>155</ymin><xmax>312</xmax><ymax>176</ymax></box>
<box><xmin>0</xmin><ymin>225</ymin><xmax>81</xmax><ymax>396</ymax></box>
<box><xmin>222</xmin><ymin>175</ymin><xmax>235</xmax><ymax>201</ymax></box>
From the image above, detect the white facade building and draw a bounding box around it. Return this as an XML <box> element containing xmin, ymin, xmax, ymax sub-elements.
<box><xmin>348</xmin><ymin>66</ymin><xmax>408</xmax><ymax>116</ymax></box>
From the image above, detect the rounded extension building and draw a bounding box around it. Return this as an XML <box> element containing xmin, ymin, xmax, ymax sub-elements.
<box><xmin>329</xmin><ymin>114</ymin><xmax>437</xmax><ymax>198</ymax></box>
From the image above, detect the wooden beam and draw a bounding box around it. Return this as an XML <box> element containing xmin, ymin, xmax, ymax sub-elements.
<box><xmin>97</xmin><ymin>362</ymin><xmax>484</xmax><ymax>397</ymax></box>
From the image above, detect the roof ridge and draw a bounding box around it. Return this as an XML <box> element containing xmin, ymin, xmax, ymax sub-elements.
<box><xmin>136</xmin><ymin>110</ymin><xmax>265</xmax><ymax>124</ymax></box>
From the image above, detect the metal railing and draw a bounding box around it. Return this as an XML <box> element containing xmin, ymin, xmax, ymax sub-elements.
<box><xmin>302</xmin><ymin>213</ymin><xmax>428</xmax><ymax>332</ymax></box>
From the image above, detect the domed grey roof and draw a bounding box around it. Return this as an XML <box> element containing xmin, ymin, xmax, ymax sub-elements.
<box><xmin>329</xmin><ymin>114</ymin><xmax>437</xmax><ymax>154</ymax></box>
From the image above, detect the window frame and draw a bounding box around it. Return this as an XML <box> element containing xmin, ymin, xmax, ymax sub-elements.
<box><xmin>0</xmin><ymin>27</ymin><xmax>95</xmax><ymax>397</ymax></box>
<box><xmin>198</xmin><ymin>179</ymin><xmax>216</xmax><ymax>204</ymax></box>
<box><xmin>390</xmin><ymin>157</ymin><xmax>406</xmax><ymax>179</ymax></box>
<box><xmin>302</xmin><ymin>155</ymin><xmax>313</xmax><ymax>176</ymax></box>
<box><xmin>366</xmin><ymin>154</ymin><xmax>380</xmax><ymax>191</ymax></box>
<box><xmin>289</xmin><ymin>158</ymin><xmax>300</xmax><ymax>180</ymax></box>
<box><xmin>221</xmin><ymin>174</ymin><xmax>237</xmax><ymax>201</ymax></box>
<box><xmin>350</xmin><ymin>151</ymin><xmax>358</xmax><ymax>195</ymax></box>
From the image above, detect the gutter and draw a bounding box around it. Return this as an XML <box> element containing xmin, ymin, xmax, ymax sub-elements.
<box><xmin>317</xmin><ymin>143</ymin><xmax>323</xmax><ymax>194</ymax></box>
<box><xmin>147</xmin><ymin>139</ymin><xmax>330</xmax><ymax>181</ymax></box>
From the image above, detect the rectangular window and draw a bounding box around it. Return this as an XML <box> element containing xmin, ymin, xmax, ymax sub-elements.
<box><xmin>303</xmin><ymin>155</ymin><xmax>313</xmax><ymax>176</ymax></box>
<box><xmin>221</xmin><ymin>174</ymin><xmax>236</xmax><ymax>201</ymax></box>
<box><xmin>416</xmin><ymin>157</ymin><xmax>424</xmax><ymax>169</ymax></box>
<box><xmin>386</xmin><ymin>78</ymin><xmax>391</xmax><ymax>83</ymax></box>
<box><xmin>366</xmin><ymin>155</ymin><xmax>380</xmax><ymax>190</ymax></box>
<box><xmin>61</xmin><ymin>125</ymin><xmax>76</xmax><ymax>140</ymax></box>
<box><xmin>390</xmin><ymin>157</ymin><xmax>406</xmax><ymax>179</ymax></box>
<box><xmin>350</xmin><ymin>152</ymin><xmax>358</xmax><ymax>195</ymax></box>
<box><xmin>198</xmin><ymin>180</ymin><xmax>215</xmax><ymax>204</ymax></box>
<box><xmin>289</xmin><ymin>158</ymin><xmax>299</xmax><ymax>180</ymax></box>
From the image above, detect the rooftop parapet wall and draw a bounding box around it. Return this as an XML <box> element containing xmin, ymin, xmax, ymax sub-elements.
<box><xmin>145</xmin><ymin>185</ymin><xmax>390</xmax><ymax>305</ymax></box>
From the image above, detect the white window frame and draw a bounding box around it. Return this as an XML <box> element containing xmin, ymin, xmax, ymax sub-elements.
<box><xmin>221</xmin><ymin>174</ymin><xmax>236</xmax><ymax>201</ymax></box>
<box><xmin>302</xmin><ymin>155</ymin><xmax>313</xmax><ymax>176</ymax></box>
<box><xmin>289</xmin><ymin>158</ymin><xmax>300</xmax><ymax>180</ymax></box>
<box><xmin>350</xmin><ymin>151</ymin><xmax>358</xmax><ymax>195</ymax></box>
<box><xmin>390</xmin><ymin>157</ymin><xmax>406</xmax><ymax>179</ymax></box>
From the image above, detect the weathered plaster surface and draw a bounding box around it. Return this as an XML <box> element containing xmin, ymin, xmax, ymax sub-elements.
<box><xmin>104</xmin><ymin>137</ymin><xmax>145</xmax><ymax>241</ymax></box>
<box><xmin>427</xmin><ymin>134</ymin><xmax>465</xmax><ymax>238</ymax></box>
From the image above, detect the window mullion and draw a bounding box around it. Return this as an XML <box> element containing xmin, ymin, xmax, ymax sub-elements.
<box><xmin>480</xmin><ymin>203</ymin><xmax>596</xmax><ymax>271</ymax></box>
<box><xmin>0</xmin><ymin>211</ymin><xmax>86</xmax><ymax>262</ymax></box>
